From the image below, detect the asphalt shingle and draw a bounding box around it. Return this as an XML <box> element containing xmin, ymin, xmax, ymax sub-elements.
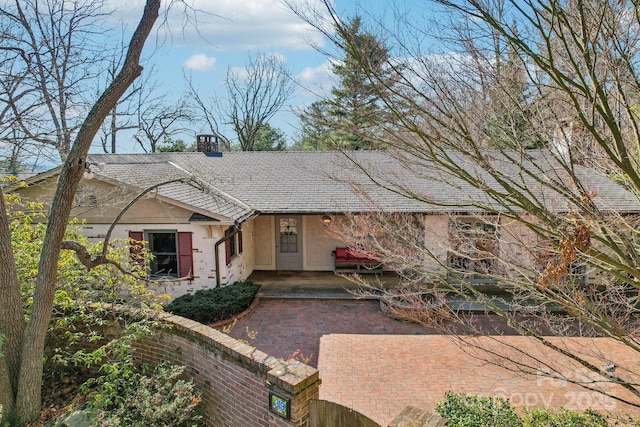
<box><xmin>86</xmin><ymin>150</ymin><xmax>640</xmax><ymax>218</ymax></box>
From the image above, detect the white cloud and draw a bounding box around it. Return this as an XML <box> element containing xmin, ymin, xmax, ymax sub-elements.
<box><xmin>297</xmin><ymin>60</ymin><xmax>333</xmax><ymax>83</ymax></box>
<box><xmin>107</xmin><ymin>0</ymin><xmax>327</xmax><ymax>52</ymax></box>
<box><xmin>295</xmin><ymin>59</ymin><xmax>337</xmax><ymax>97</ymax></box>
<box><xmin>183</xmin><ymin>53</ymin><xmax>217</xmax><ymax>71</ymax></box>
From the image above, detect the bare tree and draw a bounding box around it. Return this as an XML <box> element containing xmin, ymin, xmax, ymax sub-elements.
<box><xmin>186</xmin><ymin>75</ymin><xmax>233</xmax><ymax>151</ymax></box>
<box><xmin>188</xmin><ymin>53</ymin><xmax>295</xmax><ymax>151</ymax></box>
<box><xmin>0</xmin><ymin>58</ymin><xmax>35</xmax><ymax>171</ymax></box>
<box><xmin>133</xmin><ymin>93</ymin><xmax>193</xmax><ymax>153</ymax></box>
<box><xmin>97</xmin><ymin>61</ymin><xmax>194</xmax><ymax>154</ymax></box>
<box><xmin>97</xmin><ymin>53</ymin><xmax>144</xmax><ymax>154</ymax></box>
<box><xmin>294</xmin><ymin>0</ymin><xmax>640</xmax><ymax>409</ymax></box>
<box><xmin>0</xmin><ymin>1</ymin><xmax>161</xmax><ymax>423</ymax></box>
<box><xmin>0</xmin><ymin>0</ymin><xmax>115</xmax><ymax>164</ymax></box>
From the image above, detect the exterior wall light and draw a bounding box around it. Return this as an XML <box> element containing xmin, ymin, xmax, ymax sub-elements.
<box><xmin>83</xmin><ymin>161</ymin><xmax>105</xmax><ymax>180</ymax></box>
<box><xmin>322</xmin><ymin>215</ymin><xmax>332</xmax><ymax>226</ymax></box>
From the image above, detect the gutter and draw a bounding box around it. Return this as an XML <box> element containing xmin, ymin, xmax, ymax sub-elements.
<box><xmin>212</xmin><ymin>211</ymin><xmax>259</xmax><ymax>288</ymax></box>
<box><xmin>166</xmin><ymin>161</ymin><xmax>260</xmax><ymax>287</ymax></box>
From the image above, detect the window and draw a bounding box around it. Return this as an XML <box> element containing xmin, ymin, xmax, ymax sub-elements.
<box><xmin>147</xmin><ymin>231</ymin><xmax>179</xmax><ymax>278</ymax></box>
<box><xmin>279</xmin><ymin>218</ymin><xmax>298</xmax><ymax>253</ymax></box>
<box><xmin>128</xmin><ymin>231</ymin><xmax>193</xmax><ymax>279</ymax></box>
<box><xmin>74</xmin><ymin>185</ymin><xmax>98</xmax><ymax>207</ymax></box>
<box><xmin>224</xmin><ymin>227</ymin><xmax>243</xmax><ymax>265</ymax></box>
<box><xmin>569</xmin><ymin>263</ymin><xmax>588</xmax><ymax>285</ymax></box>
<box><xmin>448</xmin><ymin>217</ymin><xmax>499</xmax><ymax>278</ymax></box>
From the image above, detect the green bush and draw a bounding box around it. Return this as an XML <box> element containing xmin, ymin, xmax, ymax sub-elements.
<box><xmin>435</xmin><ymin>392</ymin><xmax>523</xmax><ymax>427</ymax></box>
<box><xmin>435</xmin><ymin>392</ymin><xmax>612</xmax><ymax>427</ymax></box>
<box><xmin>523</xmin><ymin>408</ymin><xmax>609</xmax><ymax>427</ymax></box>
<box><xmin>87</xmin><ymin>362</ymin><xmax>202</xmax><ymax>427</ymax></box>
<box><xmin>164</xmin><ymin>281</ymin><xmax>259</xmax><ymax>324</ymax></box>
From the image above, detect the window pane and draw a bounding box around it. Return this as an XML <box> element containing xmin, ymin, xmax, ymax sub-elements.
<box><xmin>151</xmin><ymin>254</ymin><xmax>178</xmax><ymax>277</ymax></box>
<box><xmin>449</xmin><ymin>217</ymin><xmax>498</xmax><ymax>275</ymax></box>
<box><xmin>279</xmin><ymin>218</ymin><xmax>297</xmax><ymax>235</ymax></box>
<box><xmin>279</xmin><ymin>218</ymin><xmax>298</xmax><ymax>253</ymax></box>
<box><xmin>280</xmin><ymin>232</ymin><xmax>297</xmax><ymax>253</ymax></box>
<box><xmin>149</xmin><ymin>232</ymin><xmax>176</xmax><ymax>253</ymax></box>
<box><xmin>147</xmin><ymin>231</ymin><xmax>178</xmax><ymax>277</ymax></box>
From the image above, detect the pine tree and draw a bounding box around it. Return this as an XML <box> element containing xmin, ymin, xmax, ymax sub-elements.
<box><xmin>296</xmin><ymin>17</ymin><xmax>397</xmax><ymax>150</ymax></box>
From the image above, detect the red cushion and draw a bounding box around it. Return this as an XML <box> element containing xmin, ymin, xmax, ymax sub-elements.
<box><xmin>335</xmin><ymin>247</ymin><xmax>380</xmax><ymax>263</ymax></box>
<box><xmin>335</xmin><ymin>247</ymin><xmax>349</xmax><ymax>260</ymax></box>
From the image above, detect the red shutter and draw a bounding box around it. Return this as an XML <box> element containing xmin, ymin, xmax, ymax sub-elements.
<box><xmin>224</xmin><ymin>228</ymin><xmax>232</xmax><ymax>265</ymax></box>
<box><xmin>177</xmin><ymin>232</ymin><xmax>193</xmax><ymax>279</ymax></box>
<box><xmin>238</xmin><ymin>230</ymin><xmax>243</xmax><ymax>254</ymax></box>
<box><xmin>128</xmin><ymin>231</ymin><xmax>144</xmax><ymax>267</ymax></box>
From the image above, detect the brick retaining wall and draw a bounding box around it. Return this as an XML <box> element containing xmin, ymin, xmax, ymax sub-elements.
<box><xmin>135</xmin><ymin>312</ymin><xmax>320</xmax><ymax>427</ymax></box>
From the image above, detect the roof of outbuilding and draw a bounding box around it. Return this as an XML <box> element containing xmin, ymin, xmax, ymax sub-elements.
<box><xmin>82</xmin><ymin>150</ymin><xmax>640</xmax><ymax>219</ymax></box>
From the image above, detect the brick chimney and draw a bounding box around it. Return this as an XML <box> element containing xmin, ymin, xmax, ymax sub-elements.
<box><xmin>196</xmin><ymin>134</ymin><xmax>221</xmax><ymax>156</ymax></box>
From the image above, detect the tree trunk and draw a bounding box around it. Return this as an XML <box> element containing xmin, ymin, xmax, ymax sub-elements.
<box><xmin>6</xmin><ymin>1</ymin><xmax>160</xmax><ymax>423</ymax></box>
<box><xmin>0</xmin><ymin>186</ymin><xmax>26</xmax><ymax>422</ymax></box>
<box><xmin>111</xmin><ymin>107</ymin><xmax>117</xmax><ymax>153</ymax></box>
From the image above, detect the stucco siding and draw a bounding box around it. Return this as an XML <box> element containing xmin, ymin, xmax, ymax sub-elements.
<box><xmin>423</xmin><ymin>214</ymin><xmax>449</xmax><ymax>273</ymax></box>
<box><xmin>223</xmin><ymin>219</ymin><xmax>255</xmax><ymax>285</ymax></box>
<box><xmin>239</xmin><ymin>219</ymin><xmax>256</xmax><ymax>280</ymax></box>
<box><xmin>303</xmin><ymin>216</ymin><xmax>344</xmax><ymax>270</ymax></box>
<box><xmin>18</xmin><ymin>177</ymin><xmax>198</xmax><ymax>225</ymax></box>
<box><xmin>253</xmin><ymin>215</ymin><xmax>275</xmax><ymax>270</ymax></box>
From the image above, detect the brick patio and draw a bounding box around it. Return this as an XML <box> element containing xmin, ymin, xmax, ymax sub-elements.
<box><xmin>318</xmin><ymin>334</ymin><xmax>640</xmax><ymax>425</ymax></box>
<box><xmin>224</xmin><ymin>298</ymin><xmax>433</xmax><ymax>367</ymax></box>
<box><xmin>223</xmin><ymin>298</ymin><xmax>640</xmax><ymax>426</ymax></box>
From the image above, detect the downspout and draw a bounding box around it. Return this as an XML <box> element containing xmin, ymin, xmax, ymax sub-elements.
<box><xmin>168</xmin><ymin>161</ymin><xmax>259</xmax><ymax>287</ymax></box>
<box><xmin>214</xmin><ymin>227</ymin><xmax>241</xmax><ymax>288</ymax></box>
<box><xmin>213</xmin><ymin>212</ymin><xmax>258</xmax><ymax>288</ymax></box>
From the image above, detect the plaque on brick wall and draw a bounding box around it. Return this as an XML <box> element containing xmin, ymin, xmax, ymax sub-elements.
<box><xmin>269</xmin><ymin>392</ymin><xmax>290</xmax><ymax>419</ymax></box>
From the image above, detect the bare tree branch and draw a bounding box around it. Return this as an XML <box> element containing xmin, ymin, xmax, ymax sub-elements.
<box><xmin>298</xmin><ymin>0</ymin><xmax>640</xmax><ymax>409</ymax></box>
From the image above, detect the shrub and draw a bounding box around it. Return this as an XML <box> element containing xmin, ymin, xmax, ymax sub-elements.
<box><xmin>435</xmin><ymin>392</ymin><xmax>523</xmax><ymax>427</ymax></box>
<box><xmin>164</xmin><ymin>281</ymin><xmax>259</xmax><ymax>324</ymax></box>
<box><xmin>523</xmin><ymin>408</ymin><xmax>609</xmax><ymax>427</ymax></box>
<box><xmin>86</xmin><ymin>362</ymin><xmax>202</xmax><ymax>427</ymax></box>
<box><xmin>435</xmin><ymin>392</ymin><xmax>612</xmax><ymax>427</ymax></box>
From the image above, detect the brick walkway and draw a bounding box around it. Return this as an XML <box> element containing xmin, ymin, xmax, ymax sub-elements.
<box><xmin>224</xmin><ymin>298</ymin><xmax>435</xmax><ymax>367</ymax></box>
<box><xmin>222</xmin><ymin>299</ymin><xmax>640</xmax><ymax>426</ymax></box>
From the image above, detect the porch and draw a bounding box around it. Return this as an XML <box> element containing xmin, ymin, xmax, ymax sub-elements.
<box><xmin>248</xmin><ymin>270</ymin><xmax>401</xmax><ymax>299</ymax></box>
<box><xmin>247</xmin><ymin>270</ymin><xmax>522</xmax><ymax>312</ymax></box>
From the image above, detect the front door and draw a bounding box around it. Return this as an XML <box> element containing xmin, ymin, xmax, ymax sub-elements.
<box><xmin>275</xmin><ymin>216</ymin><xmax>303</xmax><ymax>270</ymax></box>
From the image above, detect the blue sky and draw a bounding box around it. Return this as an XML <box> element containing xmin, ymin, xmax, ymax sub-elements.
<box><xmin>99</xmin><ymin>0</ymin><xmax>404</xmax><ymax>152</ymax></box>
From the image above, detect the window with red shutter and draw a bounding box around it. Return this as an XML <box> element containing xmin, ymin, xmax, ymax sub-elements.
<box><xmin>224</xmin><ymin>227</ymin><xmax>235</xmax><ymax>265</ymax></box>
<box><xmin>129</xmin><ymin>230</ymin><xmax>193</xmax><ymax>279</ymax></box>
<box><xmin>128</xmin><ymin>231</ymin><xmax>144</xmax><ymax>268</ymax></box>
<box><xmin>146</xmin><ymin>231</ymin><xmax>179</xmax><ymax>278</ymax></box>
<box><xmin>177</xmin><ymin>232</ymin><xmax>193</xmax><ymax>279</ymax></box>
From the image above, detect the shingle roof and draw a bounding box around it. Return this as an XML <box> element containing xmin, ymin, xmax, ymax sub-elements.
<box><xmin>85</xmin><ymin>150</ymin><xmax>640</xmax><ymax>218</ymax></box>
<box><xmin>92</xmin><ymin>158</ymin><xmax>254</xmax><ymax>222</ymax></box>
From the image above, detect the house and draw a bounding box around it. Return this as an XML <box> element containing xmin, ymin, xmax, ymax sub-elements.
<box><xmin>10</xmin><ymin>145</ymin><xmax>640</xmax><ymax>297</ymax></box>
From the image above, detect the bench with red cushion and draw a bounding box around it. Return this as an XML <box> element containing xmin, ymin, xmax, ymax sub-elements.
<box><xmin>333</xmin><ymin>247</ymin><xmax>382</xmax><ymax>273</ymax></box>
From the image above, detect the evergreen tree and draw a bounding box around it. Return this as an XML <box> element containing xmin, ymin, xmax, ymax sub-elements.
<box><xmin>294</xmin><ymin>101</ymin><xmax>334</xmax><ymax>151</ymax></box>
<box><xmin>483</xmin><ymin>46</ymin><xmax>546</xmax><ymax>149</ymax></box>
<box><xmin>254</xmin><ymin>124</ymin><xmax>287</xmax><ymax>151</ymax></box>
<box><xmin>157</xmin><ymin>138</ymin><xmax>196</xmax><ymax>153</ymax></box>
<box><xmin>296</xmin><ymin>17</ymin><xmax>396</xmax><ymax>150</ymax></box>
